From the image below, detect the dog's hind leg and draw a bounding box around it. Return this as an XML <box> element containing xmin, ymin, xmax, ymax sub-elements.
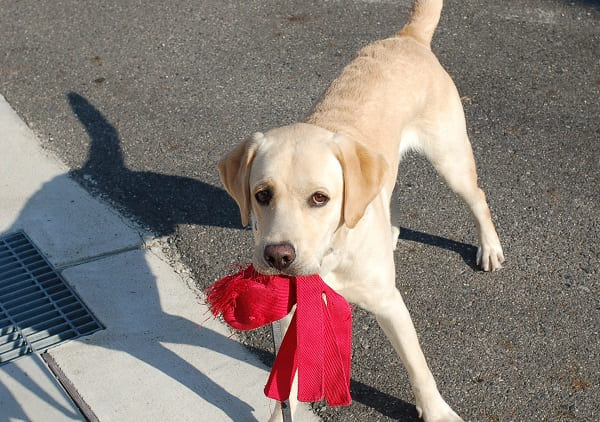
<box><xmin>418</xmin><ymin>99</ymin><xmax>505</xmax><ymax>271</ymax></box>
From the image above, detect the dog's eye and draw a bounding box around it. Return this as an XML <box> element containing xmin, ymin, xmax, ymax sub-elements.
<box><xmin>255</xmin><ymin>189</ymin><xmax>272</xmax><ymax>205</ymax></box>
<box><xmin>309</xmin><ymin>192</ymin><xmax>329</xmax><ymax>207</ymax></box>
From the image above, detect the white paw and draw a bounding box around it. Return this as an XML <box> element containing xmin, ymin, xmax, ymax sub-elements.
<box><xmin>416</xmin><ymin>400</ymin><xmax>464</xmax><ymax>422</ymax></box>
<box><xmin>476</xmin><ymin>241</ymin><xmax>505</xmax><ymax>272</ymax></box>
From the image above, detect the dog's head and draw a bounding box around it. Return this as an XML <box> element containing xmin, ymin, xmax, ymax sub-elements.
<box><xmin>219</xmin><ymin>123</ymin><xmax>387</xmax><ymax>276</ymax></box>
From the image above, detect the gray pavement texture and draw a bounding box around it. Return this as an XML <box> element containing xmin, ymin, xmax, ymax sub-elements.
<box><xmin>1</xmin><ymin>0</ymin><xmax>598</xmax><ymax>421</ymax></box>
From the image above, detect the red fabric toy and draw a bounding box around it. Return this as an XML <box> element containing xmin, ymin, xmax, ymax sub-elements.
<box><xmin>205</xmin><ymin>265</ymin><xmax>352</xmax><ymax>406</ymax></box>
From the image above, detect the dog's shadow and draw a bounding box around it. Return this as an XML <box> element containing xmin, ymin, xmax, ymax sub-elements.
<box><xmin>67</xmin><ymin>92</ymin><xmax>240</xmax><ymax>234</ymax></box>
<box><xmin>350</xmin><ymin>379</ymin><xmax>421</xmax><ymax>421</ymax></box>
<box><xmin>398</xmin><ymin>227</ymin><xmax>479</xmax><ymax>271</ymax></box>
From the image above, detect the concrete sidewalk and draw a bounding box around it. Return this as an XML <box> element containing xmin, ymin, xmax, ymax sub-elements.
<box><xmin>0</xmin><ymin>94</ymin><xmax>317</xmax><ymax>420</ymax></box>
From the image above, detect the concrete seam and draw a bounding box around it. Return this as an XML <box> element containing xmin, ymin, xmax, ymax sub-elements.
<box><xmin>55</xmin><ymin>244</ymin><xmax>143</xmax><ymax>271</ymax></box>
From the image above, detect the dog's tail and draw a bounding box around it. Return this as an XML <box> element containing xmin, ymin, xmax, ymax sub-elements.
<box><xmin>397</xmin><ymin>0</ymin><xmax>443</xmax><ymax>49</ymax></box>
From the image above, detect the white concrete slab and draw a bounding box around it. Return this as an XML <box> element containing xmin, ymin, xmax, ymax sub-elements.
<box><xmin>0</xmin><ymin>354</ymin><xmax>84</xmax><ymax>422</ymax></box>
<box><xmin>0</xmin><ymin>94</ymin><xmax>142</xmax><ymax>268</ymax></box>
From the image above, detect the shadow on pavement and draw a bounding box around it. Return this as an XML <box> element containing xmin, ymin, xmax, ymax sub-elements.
<box><xmin>398</xmin><ymin>227</ymin><xmax>479</xmax><ymax>271</ymax></box>
<box><xmin>350</xmin><ymin>379</ymin><xmax>420</xmax><ymax>421</ymax></box>
<box><xmin>0</xmin><ymin>355</ymin><xmax>83</xmax><ymax>421</ymax></box>
<box><xmin>67</xmin><ymin>92</ymin><xmax>241</xmax><ymax>234</ymax></box>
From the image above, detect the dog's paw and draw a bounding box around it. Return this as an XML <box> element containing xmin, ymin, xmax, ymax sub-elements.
<box><xmin>476</xmin><ymin>240</ymin><xmax>505</xmax><ymax>272</ymax></box>
<box><xmin>415</xmin><ymin>389</ymin><xmax>464</xmax><ymax>422</ymax></box>
<box><xmin>416</xmin><ymin>400</ymin><xmax>464</xmax><ymax>422</ymax></box>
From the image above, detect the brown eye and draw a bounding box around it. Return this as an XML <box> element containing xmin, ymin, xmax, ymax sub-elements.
<box><xmin>310</xmin><ymin>192</ymin><xmax>329</xmax><ymax>207</ymax></box>
<box><xmin>255</xmin><ymin>189</ymin><xmax>272</xmax><ymax>205</ymax></box>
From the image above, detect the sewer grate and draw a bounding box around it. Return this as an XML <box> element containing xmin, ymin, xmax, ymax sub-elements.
<box><xmin>0</xmin><ymin>231</ymin><xmax>103</xmax><ymax>365</ymax></box>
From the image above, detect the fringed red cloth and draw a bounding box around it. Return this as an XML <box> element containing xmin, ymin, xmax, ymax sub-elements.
<box><xmin>205</xmin><ymin>265</ymin><xmax>352</xmax><ymax>406</ymax></box>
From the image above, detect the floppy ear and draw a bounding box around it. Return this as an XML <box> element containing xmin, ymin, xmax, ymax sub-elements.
<box><xmin>218</xmin><ymin>133</ymin><xmax>264</xmax><ymax>227</ymax></box>
<box><xmin>333</xmin><ymin>136</ymin><xmax>388</xmax><ymax>228</ymax></box>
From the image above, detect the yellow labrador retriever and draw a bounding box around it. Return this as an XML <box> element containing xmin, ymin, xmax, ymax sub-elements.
<box><xmin>219</xmin><ymin>0</ymin><xmax>504</xmax><ymax>420</ymax></box>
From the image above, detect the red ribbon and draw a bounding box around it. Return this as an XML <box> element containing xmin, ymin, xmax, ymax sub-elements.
<box><xmin>205</xmin><ymin>265</ymin><xmax>352</xmax><ymax>406</ymax></box>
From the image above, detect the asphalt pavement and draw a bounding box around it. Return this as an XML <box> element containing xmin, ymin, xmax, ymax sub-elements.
<box><xmin>1</xmin><ymin>0</ymin><xmax>598</xmax><ymax>421</ymax></box>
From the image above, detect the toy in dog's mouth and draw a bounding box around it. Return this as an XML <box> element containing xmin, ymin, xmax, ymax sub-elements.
<box><xmin>205</xmin><ymin>264</ymin><xmax>353</xmax><ymax>406</ymax></box>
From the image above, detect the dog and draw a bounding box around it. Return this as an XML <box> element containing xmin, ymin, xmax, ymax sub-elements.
<box><xmin>218</xmin><ymin>0</ymin><xmax>504</xmax><ymax>420</ymax></box>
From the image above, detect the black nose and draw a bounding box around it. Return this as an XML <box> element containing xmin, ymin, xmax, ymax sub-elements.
<box><xmin>264</xmin><ymin>243</ymin><xmax>296</xmax><ymax>271</ymax></box>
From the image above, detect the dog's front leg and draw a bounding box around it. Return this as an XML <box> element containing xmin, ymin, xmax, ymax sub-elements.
<box><xmin>374</xmin><ymin>288</ymin><xmax>464</xmax><ymax>422</ymax></box>
<box><xmin>268</xmin><ymin>311</ymin><xmax>298</xmax><ymax>422</ymax></box>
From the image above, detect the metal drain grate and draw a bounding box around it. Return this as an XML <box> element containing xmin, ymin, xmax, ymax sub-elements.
<box><xmin>0</xmin><ymin>231</ymin><xmax>103</xmax><ymax>365</ymax></box>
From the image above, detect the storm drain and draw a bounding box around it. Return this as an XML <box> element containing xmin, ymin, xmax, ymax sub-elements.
<box><xmin>0</xmin><ymin>231</ymin><xmax>103</xmax><ymax>365</ymax></box>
